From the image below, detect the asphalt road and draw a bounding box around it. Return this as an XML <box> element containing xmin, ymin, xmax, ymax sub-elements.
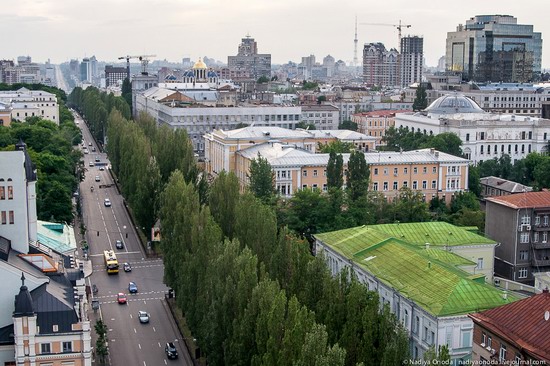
<box><xmin>76</xmin><ymin>114</ymin><xmax>192</xmax><ymax>366</ymax></box>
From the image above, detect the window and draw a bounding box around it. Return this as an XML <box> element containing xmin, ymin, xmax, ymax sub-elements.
<box><xmin>430</xmin><ymin>331</ymin><xmax>435</xmax><ymax>345</ymax></box>
<box><xmin>499</xmin><ymin>345</ymin><xmax>507</xmax><ymax>362</ymax></box>
<box><xmin>1</xmin><ymin>211</ymin><xmax>6</xmax><ymax>225</ymax></box>
<box><xmin>422</xmin><ymin>181</ymin><xmax>427</xmax><ymax>189</ymax></box>
<box><xmin>9</xmin><ymin>211</ymin><xmax>13</xmax><ymax>225</ymax></box>
<box><xmin>0</xmin><ymin>186</ymin><xmax>4</xmax><ymax>199</ymax></box>
<box><xmin>521</xmin><ymin>215</ymin><xmax>531</xmax><ymax>225</ymax></box>
<box><xmin>383</xmin><ymin>168</ymin><xmax>388</xmax><ymax>175</ymax></box>
<box><xmin>519</xmin><ymin>250</ymin><xmax>528</xmax><ymax>260</ymax></box>
<box><xmin>393</xmin><ymin>181</ymin><xmax>398</xmax><ymax>190</ymax></box>
<box><xmin>41</xmin><ymin>343</ymin><xmax>51</xmax><ymax>354</ymax></box>
<box><xmin>461</xmin><ymin>329</ymin><xmax>472</xmax><ymax>348</ymax></box>
<box><xmin>466</xmin><ymin>133</ymin><xmax>470</xmax><ymax>141</ymax></box>
<box><xmin>302</xmin><ymin>170</ymin><xmax>307</xmax><ymax>177</ymax></box>
<box><xmin>432</xmin><ymin>167</ymin><xmax>437</xmax><ymax>174</ymax></box>
<box><xmin>313</xmin><ymin>170</ymin><xmax>318</xmax><ymax>177</ymax></box>
<box><xmin>393</xmin><ymin>167</ymin><xmax>398</xmax><ymax>175</ymax></box>
<box><xmin>515</xmin><ymin>354</ymin><xmax>522</xmax><ymax>364</ymax></box>
<box><xmin>383</xmin><ymin>182</ymin><xmax>388</xmax><ymax>191</ymax></box>
<box><xmin>535</xmin><ymin>216</ymin><xmax>541</xmax><ymax>225</ymax></box>
<box><xmin>487</xmin><ymin>336</ymin><xmax>492</xmax><ymax>348</ymax></box>
<box><xmin>480</xmin><ymin>145</ymin><xmax>484</xmax><ymax>154</ymax></box>
<box><xmin>520</xmin><ymin>232</ymin><xmax>529</xmax><ymax>243</ymax></box>
<box><xmin>404</xmin><ymin>167</ymin><xmax>408</xmax><ymax>174</ymax></box>
<box><xmin>403</xmin><ymin>309</ymin><xmax>409</xmax><ymax>327</ymax></box>
<box><xmin>477</xmin><ymin>258</ymin><xmax>484</xmax><ymax>269</ymax></box>
<box><xmin>62</xmin><ymin>341</ymin><xmax>72</xmax><ymax>352</ymax></box>
<box><xmin>7</xmin><ymin>186</ymin><xmax>13</xmax><ymax>199</ymax></box>
<box><xmin>412</xmin><ymin>181</ymin><xmax>418</xmax><ymax>189</ymax></box>
<box><xmin>518</xmin><ymin>267</ymin><xmax>528</xmax><ymax>279</ymax></box>
<box><xmin>480</xmin><ymin>131</ymin><xmax>485</xmax><ymax>140</ymax></box>
<box><xmin>413</xmin><ymin>167</ymin><xmax>418</xmax><ymax>174</ymax></box>
<box><xmin>374</xmin><ymin>168</ymin><xmax>379</xmax><ymax>175</ymax></box>
<box><xmin>432</xmin><ymin>180</ymin><xmax>437</xmax><ymax>189</ymax></box>
<box><xmin>534</xmin><ymin>232</ymin><xmax>539</xmax><ymax>243</ymax></box>
<box><xmin>373</xmin><ymin>182</ymin><xmax>379</xmax><ymax>191</ymax></box>
<box><xmin>544</xmin><ymin>232</ymin><xmax>548</xmax><ymax>243</ymax></box>
<box><xmin>414</xmin><ymin>316</ymin><xmax>420</xmax><ymax>334</ymax></box>
<box><xmin>423</xmin><ymin>326</ymin><xmax>428</xmax><ymax>340</ymax></box>
<box><xmin>544</xmin><ymin>215</ymin><xmax>549</xmax><ymax>226</ymax></box>
<box><xmin>423</xmin><ymin>167</ymin><xmax>427</xmax><ymax>174</ymax></box>
<box><xmin>481</xmin><ymin>332</ymin><xmax>487</xmax><ymax>346</ymax></box>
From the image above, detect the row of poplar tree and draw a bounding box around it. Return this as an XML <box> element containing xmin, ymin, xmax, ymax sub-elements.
<box><xmin>100</xmin><ymin>108</ymin><xmax>411</xmax><ymax>365</ymax></box>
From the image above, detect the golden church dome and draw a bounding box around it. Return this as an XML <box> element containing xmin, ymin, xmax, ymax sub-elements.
<box><xmin>192</xmin><ymin>58</ymin><xmax>207</xmax><ymax>69</ymax></box>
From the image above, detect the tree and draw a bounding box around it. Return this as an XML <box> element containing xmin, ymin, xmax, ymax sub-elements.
<box><xmin>257</xmin><ymin>76</ymin><xmax>270</xmax><ymax>84</ymax></box>
<box><xmin>391</xmin><ymin>187</ymin><xmax>431</xmax><ymax>223</ymax></box>
<box><xmin>318</xmin><ymin>140</ymin><xmax>354</xmax><ymax>153</ymax></box>
<box><xmin>423</xmin><ymin>344</ymin><xmax>451</xmax><ymax>364</ymax></box>
<box><xmin>412</xmin><ymin>85</ymin><xmax>428</xmax><ymax>111</ymax></box>
<box><xmin>468</xmin><ymin>164</ymin><xmax>481</xmax><ymax>197</ymax></box>
<box><xmin>327</xmin><ymin>151</ymin><xmax>344</xmax><ymax>189</ymax></box>
<box><xmin>346</xmin><ymin>150</ymin><xmax>370</xmax><ymax>201</ymax></box>
<box><xmin>248</xmin><ymin>153</ymin><xmax>275</xmax><ymax>204</ymax></box>
<box><xmin>209</xmin><ymin>171</ymin><xmax>240</xmax><ymax>239</ymax></box>
<box><xmin>94</xmin><ymin>319</ymin><xmax>108</xmax><ymax>363</ymax></box>
<box><xmin>121</xmin><ymin>78</ymin><xmax>132</xmax><ymax>113</ymax></box>
<box><xmin>295</xmin><ymin>121</ymin><xmax>316</xmax><ymax>130</ymax></box>
<box><xmin>423</xmin><ymin>132</ymin><xmax>462</xmax><ymax>156</ymax></box>
<box><xmin>317</xmin><ymin>95</ymin><xmax>327</xmax><ymax>104</ymax></box>
<box><xmin>338</xmin><ymin>120</ymin><xmax>358</xmax><ymax>131</ymax></box>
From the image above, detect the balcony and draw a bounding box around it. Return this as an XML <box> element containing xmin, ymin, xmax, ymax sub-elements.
<box><xmin>532</xmin><ymin>242</ymin><xmax>550</xmax><ymax>250</ymax></box>
<box><xmin>531</xmin><ymin>257</ymin><xmax>550</xmax><ymax>267</ymax></box>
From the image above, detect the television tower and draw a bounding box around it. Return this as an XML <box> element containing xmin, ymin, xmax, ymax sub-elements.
<box><xmin>353</xmin><ymin>15</ymin><xmax>359</xmax><ymax>67</ymax></box>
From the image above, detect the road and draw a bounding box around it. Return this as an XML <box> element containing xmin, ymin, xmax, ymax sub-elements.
<box><xmin>76</xmin><ymin>113</ymin><xmax>193</xmax><ymax>366</ymax></box>
<box><xmin>55</xmin><ymin>64</ymin><xmax>70</xmax><ymax>93</ymax></box>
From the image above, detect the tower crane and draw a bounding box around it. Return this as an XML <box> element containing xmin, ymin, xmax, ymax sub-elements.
<box><xmin>360</xmin><ymin>20</ymin><xmax>412</xmax><ymax>51</ymax></box>
<box><xmin>117</xmin><ymin>54</ymin><xmax>157</xmax><ymax>80</ymax></box>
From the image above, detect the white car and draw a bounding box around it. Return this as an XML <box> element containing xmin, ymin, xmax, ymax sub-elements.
<box><xmin>95</xmin><ymin>175</ymin><xmax>100</xmax><ymax>182</ymax></box>
<box><xmin>138</xmin><ymin>311</ymin><xmax>150</xmax><ymax>323</ymax></box>
<box><xmin>104</xmin><ymin>198</ymin><xmax>111</xmax><ymax>207</ymax></box>
<box><xmin>89</xmin><ymin>161</ymin><xmax>94</xmax><ymax>167</ymax></box>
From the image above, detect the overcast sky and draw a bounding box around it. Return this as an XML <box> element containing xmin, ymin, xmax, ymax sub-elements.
<box><xmin>2</xmin><ymin>0</ymin><xmax>548</xmax><ymax>68</ymax></box>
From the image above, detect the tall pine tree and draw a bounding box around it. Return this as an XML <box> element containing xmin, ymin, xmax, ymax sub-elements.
<box><xmin>327</xmin><ymin>151</ymin><xmax>344</xmax><ymax>189</ymax></box>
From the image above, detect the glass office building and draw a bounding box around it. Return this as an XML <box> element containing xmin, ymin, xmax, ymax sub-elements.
<box><xmin>446</xmin><ymin>15</ymin><xmax>542</xmax><ymax>83</ymax></box>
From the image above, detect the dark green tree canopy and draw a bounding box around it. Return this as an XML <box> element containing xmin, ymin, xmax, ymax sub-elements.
<box><xmin>248</xmin><ymin>153</ymin><xmax>275</xmax><ymax>204</ymax></box>
<box><xmin>412</xmin><ymin>85</ymin><xmax>428</xmax><ymax>111</ymax></box>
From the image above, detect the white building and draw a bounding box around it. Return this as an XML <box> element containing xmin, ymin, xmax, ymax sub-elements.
<box><xmin>300</xmin><ymin>104</ymin><xmax>340</xmax><ymax>129</ymax></box>
<box><xmin>0</xmin><ymin>87</ymin><xmax>59</xmax><ymax>124</ymax></box>
<box><xmin>395</xmin><ymin>93</ymin><xmax>550</xmax><ymax>163</ymax></box>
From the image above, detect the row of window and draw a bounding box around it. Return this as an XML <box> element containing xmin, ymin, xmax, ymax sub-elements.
<box><xmin>519</xmin><ymin>231</ymin><xmax>548</xmax><ymax>244</ymax></box>
<box><xmin>480</xmin><ymin>331</ymin><xmax>523</xmax><ymax>363</ymax></box>
<box><xmin>178</xmin><ymin>114</ymin><xmax>301</xmax><ymax>123</ymax></box>
<box><xmin>520</xmin><ymin>215</ymin><xmax>550</xmax><ymax>226</ymax></box>
<box><xmin>40</xmin><ymin>341</ymin><xmax>73</xmax><ymax>354</ymax></box>
<box><xmin>373</xmin><ymin>180</ymin><xmax>438</xmax><ymax>191</ymax></box>
<box><xmin>0</xmin><ymin>185</ymin><xmax>13</xmax><ymax>200</ymax></box>
<box><xmin>373</xmin><ymin>166</ymin><xmax>438</xmax><ymax>176</ymax></box>
<box><xmin>479</xmin><ymin>144</ymin><xmax>531</xmax><ymax>155</ymax></box>
<box><xmin>473</xmin><ymin>131</ymin><xmax>547</xmax><ymax>142</ymax></box>
<box><xmin>1</xmin><ymin>211</ymin><xmax>14</xmax><ymax>225</ymax></box>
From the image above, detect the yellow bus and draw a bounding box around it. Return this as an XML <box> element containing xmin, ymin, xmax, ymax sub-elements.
<box><xmin>104</xmin><ymin>250</ymin><xmax>119</xmax><ymax>274</ymax></box>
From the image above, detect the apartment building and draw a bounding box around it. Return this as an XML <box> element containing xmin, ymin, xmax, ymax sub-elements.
<box><xmin>0</xmin><ymin>88</ymin><xmax>59</xmax><ymax>124</ymax></box>
<box><xmin>234</xmin><ymin>144</ymin><xmax>469</xmax><ymax>202</ymax></box>
<box><xmin>400</xmin><ymin>36</ymin><xmax>423</xmax><ymax>88</ymax></box>
<box><xmin>485</xmin><ymin>191</ymin><xmax>550</xmax><ymax>285</ymax></box>
<box><xmin>315</xmin><ymin>222</ymin><xmax>515</xmax><ymax>363</ymax></box>
<box><xmin>363</xmin><ymin>43</ymin><xmax>400</xmax><ymax>87</ymax></box>
<box><xmin>204</xmin><ymin>126</ymin><xmax>376</xmax><ymax>177</ymax></box>
<box><xmin>227</xmin><ymin>35</ymin><xmax>271</xmax><ymax>81</ymax></box>
<box><xmin>469</xmin><ymin>290</ymin><xmax>550</xmax><ymax>364</ymax></box>
<box><xmin>480</xmin><ymin>176</ymin><xmax>532</xmax><ymax>200</ymax></box>
<box><xmin>300</xmin><ymin>104</ymin><xmax>340</xmax><ymax>130</ymax></box>
<box><xmin>395</xmin><ymin>93</ymin><xmax>550</xmax><ymax>163</ymax></box>
<box><xmin>352</xmin><ymin>110</ymin><xmax>412</xmax><ymax>145</ymax></box>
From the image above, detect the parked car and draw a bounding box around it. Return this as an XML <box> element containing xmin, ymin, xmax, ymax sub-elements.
<box><xmin>89</xmin><ymin>161</ymin><xmax>94</xmax><ymax>167</ymax></box>
<box><xmin>99</xmin><ymin>166</ymin><xmax>105</xmax><ymax>171</ymax></box>
<box><xmin>116</xmin><ymin>240</ymin><xmax>124</xmax><ymax>249</ymax></box>
<box><xmin>88</xmin><ymin>142</ymin><xmax>92</xmax><ymax>146</ymax></box>
<box><xmin>165</xmin><ymin>342</ymin><xmax>178</xmax><ymax>359</ymax></box>
<box><xmin>123</xmin><ymin>262</ymin><xmax>132</xmax><ymax>272</ymax></box>
<box><xmin>104</xmin><ymin>198</ymin><xmax>111</xmax><ymax>207</ymax></box>
<box><xmin>128</xmin><ymin>282</ymin><xmax>138</xmax><ymax>294</ymax></box>
<box><xmin>117</xmin><ymin>292</ymin><xmax>127</xmax><ymax>304</ymax></box>
<box><xmin>95</xmin><ymin>156</ymin><xmax>100</xmax><ymax>162</ymax></box>
<box><xmin>138</xmin><ymin>311</ymin><xmax>150</xmax><ymax>323</ymax></box>
<box><xmin>92</xmin><ymin>147</ymin><xmax>96</xmax><ymax>152</ymax></box>
<box><xmin>95</xmin><ymin>175</ymin><xmax>100</xmax><ymax>182</ymax></box>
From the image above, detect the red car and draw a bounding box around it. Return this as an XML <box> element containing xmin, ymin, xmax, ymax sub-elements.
<box><xmin>117</xmin><ymin>292</ymin><xmax>127</xmax><ymax>304</ymax></box>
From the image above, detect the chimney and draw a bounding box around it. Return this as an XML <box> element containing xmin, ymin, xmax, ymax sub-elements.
<box><xmin>543</xmin><ymin>287</ymin><xmax>549</xmax><ymax>293</ymax></box>
<box><xmin>430</xmin><ymin>148</ymin><xmax>435</xmax><ymax>154</ymax></box>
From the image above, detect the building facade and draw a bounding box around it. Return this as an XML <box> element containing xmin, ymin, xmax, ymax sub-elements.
<box><xmin>446</xmin><ymin>15</ymin><xmax>542</xmax><ymax>82</ymax></box>
<box><xmin>352</xmin><ymin>110</ymin><xmax>412</xmax><ymax>145</ymax></box>
<box><xmin>315</xmin><ymin>222</ymin><xmax>514</xmax><ymax>364</ymax></box>
<box><xmin>227</xmin><ymin>35</ymin><xmax>271</xmax><ymax>81</ymax></box>
<box><xmin>300</xmin><ymin>104</ymin><xmax>340</xmax><ymax>130</ymax></box>
<box><xmin>480</xmin><ymin>176</ymin><xmax>532</xmax><ymax>200</ymax></box>
<box><xmin>485</xmin><ymin>191</ymin><xmax>550</xmax><ymax>285</ymax></box>
<box><xmin>363</xmin><ymin>43</ymin><xmax>400</xmax><ymax>87</ymax></box>
<box><xmin>469</xmin><ymin>290</ymin><xmax>550</xmax><ymax>364</ymax></box>
<box><xmin>104</xmin><ymin>65</ymin><xmax>126</xmax><ymax>87</ymax></box>
<box><xmin>395</xmin><ymin>93</ymin><xmax>550</xmax><ymax>164</ymax></box>
<box><xmin>400</xmin><ymin>36</ymin><xmax>423</xmax><ymax>87</ymax></box>
<box><xmin>0</xmin><ymin>87</ymin><xmax>60</xmax><ymax>124</ymax></box>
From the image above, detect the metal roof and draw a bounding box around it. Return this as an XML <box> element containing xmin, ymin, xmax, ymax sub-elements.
<box><xmin>480</xmin><ymin>176</ymin><xmax>533</xmax><ymax>194</ymax></box>
<box><xmin>485</xmin><ymin>191</ymin><xmax>550</xmax><ymax>209</ymax></box>
<box><xmin>219</xmin><ymin>126</ymin><xmax>312</xmax><ymax>140</ymax></box>
<box><xmin>469</xmin><ymin>291</ymin><xmax>550</xmax><ymax>362</ymax></box>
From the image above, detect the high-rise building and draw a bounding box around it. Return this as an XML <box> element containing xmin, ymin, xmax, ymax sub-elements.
<box><xmin>227</xmin><ymin>35</ymin><xmax>271</xmax><ymax>81</ymax></box>
<box><xmin>445</xmin><ymin>15</ymin><xmax>542</xmax><ymax>82</ymax></box>
<box><xmin>400</xmin><ymin>36</ymin><xmax>423</xmax><ymax>87</ymax></box>
<box><xmin>362</xmin><ymin>43</ymin><xmax>399</xmax><ymax>87</ymax></box>
<box><xmin>80</xmin><ymin>58</ymin><xmax>91</xmax><ymax>83</ymax></box>
<box><xmin>105</xmin><ymin>65</ymin><xmax>126</xmax><ymax>87</ymax></box>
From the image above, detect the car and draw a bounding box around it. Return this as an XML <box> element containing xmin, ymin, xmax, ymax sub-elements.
<box><xmin>88</xmin><ymin>142</ymin><xmax>92</xmax><ymax>146</ymax></box>
<box><xmin>128</xmin><ymin>282</ymin><xmax>138</xmax><ymax>294</ymax></box>
<box><xmin>165</xmin><ymin>342</ymin><xmax>178</xmax><ymax>359</ymax></box>
<box><xmin>91</xmin><ymin>147</ymin><xmax>96</xmax><ymax>152</ymax></box>
<box><xmin>99</xmin><ymin>166</ymin><xmax>105</xmax><ymax>171</ymax></box>
<box><xmin>116</xmin><ymin>240</ymin><xmax>124</xmax><ymax>249</ymax></box>
<box><xmin>123</xmin><ymin>262</ymin><xmax>132</xmax><ymax>272</ymax></box>
<box><xmin>95</xmin><ymin>175</ymin><xmax>100</xmax><ymax>182</ymax></box>
<box><xmin>104</xmin><ymin>198</ymin><xmax>111</xmax><ymax>207</ymax></box>
<box><xmin>84</xmin><ymin>149</ymin><xmax>89</xmax><ymax>154</ymax></box>
<box><xmin>117</xmin><ymin>292</ymin><xmax>127</xmax><ymax>304</ymax></box>
<box><xmin>89</xmin><ymin>161</ymin><xmax>94</xmax><ymax>167</ymax></box>
<box><xmin>95</xmin><ymin>156</ymin><xmax>100</xmax><ymax>162</ymax></box>
<box><xmin>138</xmin><ymin>311</ymin><xmax>150</xmax><ymax>323</ymax></box>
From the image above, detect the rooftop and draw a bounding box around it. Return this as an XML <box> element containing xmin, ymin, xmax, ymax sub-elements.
<box><xmin>315</xmin><ymin>223</ymin><xmax>512</xmax><ymax>317</ymax></box>
<box><xmin>425</xmin><ymin>93</ymin><xmax>485</xmax><ymax>115</ymax></box>
<box><xmin>353</xmin><ymin>110</ymin><xmax>411</xmax><ymax>117</ymax></box>
<box><xmin>485</xmin><ymin>191</ymin><xmax>550</xmax><ymax>209</ymax></box>
<box><xmin>37</xmin><ymin>220</ymin><xmax>77</xmax><ymax>255</ymax></box>
<box><xmin>480</xmin><ymin>176</ymin><xmax>533</xmax><ymax>194</ymax></box>
<box><xmin>469</xmin><ymin>291</ymin><xmax>550</xmax><ymax>362</ymax></box>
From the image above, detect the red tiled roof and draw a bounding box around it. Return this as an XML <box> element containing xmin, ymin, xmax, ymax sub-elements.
<box><xmin>485</xmin><ymin>191</ymin><xmax>550</xmax><ymax>209</ymax></box>
<box><xmin>469</xmin><ymin>291</ymin><xmax>550</xmax><ymax>362</ymax></box>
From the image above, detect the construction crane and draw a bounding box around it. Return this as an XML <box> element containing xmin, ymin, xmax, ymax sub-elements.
<box><xmin>360</xmin><ymin>20</ymin><xmax>412</xmax><ymax>51</ymax></box>
<box><xmin>117</xmin><ymin>54</ymin><xmax>156</xmax><ymax>80</ymax></box>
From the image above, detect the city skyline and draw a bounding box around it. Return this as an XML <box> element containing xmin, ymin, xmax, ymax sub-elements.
<box><xmin>2</xmin><ymin>0</ymin><xmax>549</xmax><ymax>69</ymax></box>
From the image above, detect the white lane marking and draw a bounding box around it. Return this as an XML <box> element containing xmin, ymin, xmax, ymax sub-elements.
<box><xmin>158</xmin><ymin>342</ymin><xmax>161</xmax><ymax>348</ymax></box>
<box><xmin>153</xmin><ymin>327</ymin><xmax>156</xmax><ymax>332</ymax></box>
<box><xmin>134</xmin><ymin>328</ymin><xmax>137</xmax><ymax>333</ymax></box>
<box><xmin>164</xmin><ymin>360</ymin><xmax>167</xmax><ymax>365</ymax></box>
<box><xmin>129</xmin><ymin>314</ymin><xmax>133</xmax><ymax>319</ymax></box>
<box><xmin>143</xmin><ymin>300</ymin><xmax>146</xmax><ymax>304</ymax></box>
<box><xmin>138</xmin><ymin>344</ymin><xmax>141</xmax><ymax>350</ymax></box>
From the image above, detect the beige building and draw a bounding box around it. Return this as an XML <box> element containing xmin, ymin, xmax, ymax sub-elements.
<box><xmin>204</xmin><ymin>126</ymin><xmax>376</xmax><ymax>177</ymax></box>
<box><xmin>0</xmin><ymin>101</ymin><xmax>12</xmax><ymax>127</ymax></box>
<box><xmin>0</xmin><ymin>88</ymin><xmax>59</xmax><ymax>124</ymax></box>
<box><xmin>234</xmin><ymin>143</ymin><xmax>469</xmax><ymax>202</ymax></box>
<box><xmin>352</xmin><ymin>110</ymin><xmax>411</xmax><ymax>145</ymax></box>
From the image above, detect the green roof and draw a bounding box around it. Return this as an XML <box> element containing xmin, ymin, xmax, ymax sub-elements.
<box><xmin>315</xmin><ymin>222</ymin><xmax>495</xmax><ymax>252</ymax></box>
<box><xmin>37</xmin><ymin>220</ymin><xmax>77</xmax><ymax>254</ymax></box>
<box><xmin>315</xmin><ymin>223</ymin><xmax>514</xmax><ymax>317</ymax></box>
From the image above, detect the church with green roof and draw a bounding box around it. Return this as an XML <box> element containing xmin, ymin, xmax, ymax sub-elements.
<box><xmin>314</xmin><ymin>221</ymin><xmax>518</xmax><ymax>364</ymax></box>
